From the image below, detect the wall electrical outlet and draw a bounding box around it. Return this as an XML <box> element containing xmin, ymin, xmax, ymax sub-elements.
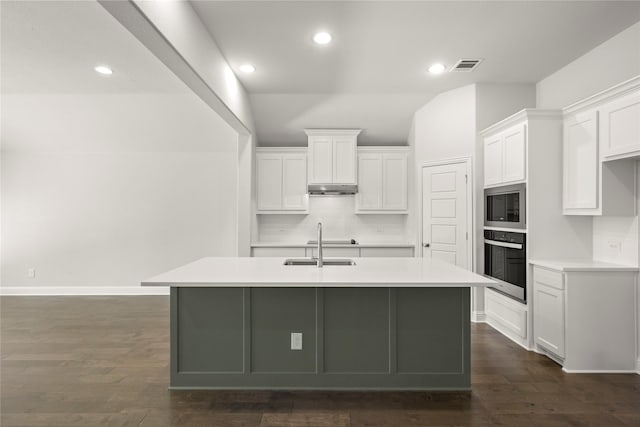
<box><xmin>290</xmin><ymin>332</ymin><xmax>303</xmax><ymax>350</ymax></box>
<box><xmin>607</xmin><ymin>239</ymin><xmax>622</xmax><ymax>252</ymax></box>
<box><xmin>27</xmin><ymin>268</ymin><xmax>36</xmax><ymax>278</ymax></box>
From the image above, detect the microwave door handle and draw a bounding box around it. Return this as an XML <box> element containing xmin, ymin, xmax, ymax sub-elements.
<box><xmin>484</xmin><ymin>239</ymin><xmax>523</xmax><ymax>250</ymax></box>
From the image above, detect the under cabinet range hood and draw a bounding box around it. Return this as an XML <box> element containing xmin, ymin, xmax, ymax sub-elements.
<box><xmin>307</xmin><ymin>184</ymin><xmax>358</xmax><ymax>196</ymax></box>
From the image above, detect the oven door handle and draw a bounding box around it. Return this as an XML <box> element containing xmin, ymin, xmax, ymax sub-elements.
<box><xmin>484</xmin><ymin>239</ymin><xmax>523</xmax><ymax>250</ymax></box>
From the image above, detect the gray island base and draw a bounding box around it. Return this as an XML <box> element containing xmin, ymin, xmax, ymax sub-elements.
<box><xmin>142</xmin><ymin>257</ymin><xmax>494</xmax><ymax>390</ymax></box>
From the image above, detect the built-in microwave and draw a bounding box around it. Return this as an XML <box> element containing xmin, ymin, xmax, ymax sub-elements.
<box><xmin>484</xmin><ymin>183</ymin><xmax>526</xmax><ymax>229</ymax></box>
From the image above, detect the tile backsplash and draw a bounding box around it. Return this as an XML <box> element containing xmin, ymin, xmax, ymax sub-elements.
<box><xmin>257</xmin><ymin>196</ymin><xmax>410</xmax><ymax>243</ymax></box>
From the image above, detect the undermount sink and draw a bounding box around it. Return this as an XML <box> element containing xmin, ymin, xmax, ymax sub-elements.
<box><xmin>283</xmin><ymin>258</ymin><xmax>356</xmax><ymax>266</ymax></box>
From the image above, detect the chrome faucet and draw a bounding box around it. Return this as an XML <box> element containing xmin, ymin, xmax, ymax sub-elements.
<box><xmin>316</xmin><ymin>222</ymin><xmax>323</xmax><ymax>268</ymax></box>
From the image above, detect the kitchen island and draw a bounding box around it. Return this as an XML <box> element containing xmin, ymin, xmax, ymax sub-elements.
<box><xmin>142</xmin><ymin>257</ymin><xmax>494</xmax><ymax>390</ymax></box>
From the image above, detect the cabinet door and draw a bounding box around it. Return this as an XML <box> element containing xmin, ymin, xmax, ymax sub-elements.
<box><xmin>501</xmin><ymin>124</ymin><xmax>526</xmax><ymax>183</ymax></box>
<box><xmin>332</xmin><ymin>136</ymin><xmax>357</xmax><ymax>184</ymax></box>
<box><xmin>533</xmin><ymin>280</ymin><xmax>565</xmax><ymax>358</ymax></box>
<box><xmin>600</xmin><ymin>90</ymin><xmax>640</xmax><ymax>158</ymax></box>
<box><xmin>484</xmin><ymin>135</ymin><xmax>503</xmax><ymax>186</ymax></box>
<box><xmin>308</xmin><ymin>136</ymin><xmax>333</xmax><ymax>184</ymax></box>
<box><xmin>357</xmin><ymin>153</ymin><xmax>383</xmax><ymax>210</ymax></box>
<box><xmin>563</xmin><ymin>110</ymin><xmax>598</xmax><ymax>211</ymax></box>
<box><xmin>282</xmin><ymin>154</ymin><xmax>308</xmax><ymax>210</ymax></box>
<box><xmin>382</xmin><ymin>153</ymin><xmax>408</xmax><ymax>210</ymax></box>
<box><xmin>256</xmin><ymin>154</ymin><xmax>283</xmax><ymax>210</ymax></box>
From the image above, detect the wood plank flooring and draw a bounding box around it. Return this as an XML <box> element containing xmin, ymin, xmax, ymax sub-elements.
<box><xmin>1</xmin><ymin>296</ymin><xmax>639</xmax><ymax>426</ymax></box>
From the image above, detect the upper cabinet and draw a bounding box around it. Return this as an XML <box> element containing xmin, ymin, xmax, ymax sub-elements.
<box><xmin>256</xmin><ymin>148</ymin><xmax>308</xmax><ymax>214</ymax></box>
<box><xmin>563</xmin><ymin>110</ymin><xmax>599</xmax><ymax>211</ymax></box>
<box><xmin>305</xmin><ymin>129</ymin><xmax>361</xmax><ymax>185</ymax></box>
<box><xmin>600</xmin><ymin>88</ymin><xmax>640</xmax><ymax>160</ymax></box>
<box><xmin>562</xmin><ymin>77</ymin><xmax>639</xmax><ymax>216</ymax></box>
<box><xmin>356</xmin><ymin>147</ymin><xmax>409</xmax><ymax>214</ymax></box>
<box><xmin>483</xmin><ymin>123</ymin><xmax>526</xmax><ymax>187</ymax></box>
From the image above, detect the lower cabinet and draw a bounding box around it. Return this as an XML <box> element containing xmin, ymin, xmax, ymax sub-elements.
<box><xmin>251</xmin><ymin>247</ymin><xmax>306</xmax><ymax>257</ymax></box>
<box><xmin>532</xmin><ymin>267</ymin><xmax>565</xmax><ymax>358</ymax></box>
<box><xmin>532</xmin><ymin>265</ymin><xmax>637</xmax><ymax>372</ymax></box>
<box><xmin>251</xmin><ymin>246</ymin><xmax>415</xmax><ymax>258</ymax></box>
<box><xmin>485</xmin><ymin>288</ymin><xmax>528</xmax><ymax>348</ymax></box>
<box><xmin>307</xmin><ymin>247</ymin><xmax>360</xmax><ymax>258</ymax></box>
<box><xmin>360</xmin><ymin>247</ymin><xmax>414</xmax><ymax>257</ymax></box>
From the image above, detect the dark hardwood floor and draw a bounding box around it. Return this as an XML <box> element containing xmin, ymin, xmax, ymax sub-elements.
<box><xmin>1</xmin><ymin>296</ymin><xmax>639</xmax><ymax>426</ymax></box>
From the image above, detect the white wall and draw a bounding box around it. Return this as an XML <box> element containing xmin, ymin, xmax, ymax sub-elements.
<box><xmin>1</xmin><ymin>93</ymin><xmax>238</xmax><ymax>290</ymax></box>
<box><xmin>257</xmin><ymin>197</ymin><xmax>409</xmax><ymax>243</ymax></box>
<box><xmin>537</xmin><ymin>21</ymin><xmax>640</xmax><ymax>109</ymax></box>
<box><xmin>535</xmin><ymin>20</ymin><xmax>640</xmax><ymax>366</ymax></box>
<box><xmin>535</xmin><ymin>20</ymin><xmax>640</xmax><ymax>266</ymax></box>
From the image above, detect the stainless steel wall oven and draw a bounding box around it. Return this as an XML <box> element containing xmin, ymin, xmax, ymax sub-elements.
<box><xmin>484</xmin><ymin>230</ymin><xmax>526</xmax><ymax>303</ymax></box>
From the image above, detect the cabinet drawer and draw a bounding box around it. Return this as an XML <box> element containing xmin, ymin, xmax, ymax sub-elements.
<box><xmin>533</xmin><ymin>267</ymin><xmax>564</xmax><ymax>290</ymax></box>
<box><xmin>485</xmin><ymin>289</ymin><xmax>527</xmax><ymax>340</ymax></box>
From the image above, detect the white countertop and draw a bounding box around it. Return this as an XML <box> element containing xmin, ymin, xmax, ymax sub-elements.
<box><xmin>529</xmin><ymin>259</ymin><xmax>639</xmax><ymax>272</ymax></box>
<box><xmin>142</xmin><ymin>257</ymin><xmax>495</xmax><ymax>288</ymax></box>
<box><xmin>251</xmin><ymin>242</ymin><xmax>415</xmax><ymax>248</ymax></box>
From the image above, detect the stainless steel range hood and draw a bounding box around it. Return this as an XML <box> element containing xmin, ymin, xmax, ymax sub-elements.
<box><xmin>307</xmin><ymin>184</ymin><xmax>358</xmax><ymax>195</ymax></box>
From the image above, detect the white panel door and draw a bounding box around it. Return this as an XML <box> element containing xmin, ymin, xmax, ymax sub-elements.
<box><xmin>382</xmin><ymin>153</ymin><xmax>408</xmax><ymax>210</ymax></box>
<box><xmin>332</xmin><ymin>136</ymin><xmax>357</xmax><ymax>184</ymax></box>
<box><xmin>563</xmin><ymin>110</ymin><xmax>598</xmax><ymax>210</ymax></box>
<box><xmin>256</xmin><ymin>154</ymin><xmax>283</xmax><ymax>210</ymax></box>
<box><xmin>501</xmin><ymin>124</ymin><xmax>526</xmax><ymax>183</ymax></box>
<box><xmin>357</xmin><ymin>153</ymin><xmax>382</xmax><ymax>210</ymax></box>
<box><xmin>308</xmin><ymin>136</ymin><xmax>333</xmax><ymax>184</ymax></box>
<box><xmin>282</xmin><ymin>154</ymin><xmax>308</xmax><ymax>210</ymax></box>
<box><xmin>422</xmin><ymin>162</ymin><xmax>469</xmax><ymax>268</ymax></box>
<box><xmin>484</xmin><ymin>135</ymin><xmax>503</xmax><ymax>186</ymax></box>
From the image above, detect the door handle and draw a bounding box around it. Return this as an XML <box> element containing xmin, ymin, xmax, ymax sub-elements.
<box><xmin>423</xmin><ymin>243</ymin><xmax>430</xmax><ymax>248</ymax></box>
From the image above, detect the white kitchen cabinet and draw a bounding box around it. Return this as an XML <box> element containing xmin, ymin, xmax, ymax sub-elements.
<box><xmin>306</xmin><ymin>247</ymin><xmax>359</xmax><ymax>258</ymax></box>
<box><xmin>563</xmin><ymin>109</ymin><xmax>599</xmax><ymax>212</ymax></box>
<box><xmin>531</xmin><ymin>263</ymin><xmax>637</xmax><ymax>372</ymax></box>
<box><xmin>256</xmin><ymin>148</ymin><xmax>308</xmax><ymax>214</ymax></box>
<box><xmin>251</xmin><ymin>247</ymin><xmax>307</xmax><ymax>257</ymax></box>
<box><xmin>485</xmin><ymin>288</ymin><xmax>528</xmax><ymax>348</ymax></box>
<box><xmin>483</xmin><ymin>123</ymin><xmax>526</xmax><ymax>187</ymax></box>
<box><xmin>356</xmin><ymin>147</ymin><xmax>409</xmax><ymax>213</ymax></box>
<box><xmin>532</xmin><ymin>267</ymin><xmax>565</xmax><ymax>358</ymax></box>
<box><xmin>600</xmin><ymin>85</ymin><xmax>640</xmax><ymax>160</ymax></box>
<box><xmin>359</xmin><ymin>247</ymin><xmax>414</xmax><ymax>257</ymax></box>
<box><xmin>562</xmin><ymin>77</ymin><xmax>638</xmax><ymax>216</ymax></box>
<box><xmin>305</xmin><ymin>129</ymin><xmax>361</xmax><ymax>185</ymax></box>
<box><xmin>483</xmin><ymin>134</ymin><xmax>503</xmax><ymax>186</ymax></box>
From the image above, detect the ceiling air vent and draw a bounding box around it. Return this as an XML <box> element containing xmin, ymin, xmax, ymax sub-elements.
<box><xmin>451</xmin><ymin>59</ymin><xmax>483</xmax><ymax>72</ymax></box>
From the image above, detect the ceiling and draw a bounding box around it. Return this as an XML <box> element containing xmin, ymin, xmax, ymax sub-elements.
<box><xmin>191</xmin><ymin>0</ymin><xmax>640</xmax><ymax>144</ymax></box>
<box><xmin>2</xmin><ymin>1</ymin><xmax>640</xmax><ymax>147</ymax></box>
<box><xmin>1</xmin><ymin>1</ymin><xmax>189</xmax><ymax>94</ymax></box>
<box><xmin>1</xmin><ymin>1</ymin><xmax>237</xmax><ymax>153</ymax></box>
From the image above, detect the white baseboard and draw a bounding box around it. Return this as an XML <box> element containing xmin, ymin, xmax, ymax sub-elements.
<box><xmin>0</xmin><ymin>286</ymin><xmax>169</xmax><ymax>296</ymax></box>
<box><xmin>563</xmin><ymin>368</ymin><xmax>638</xmax><ymax>374</ymax></box>
<box><xmin>636</xmin><ymin>357</ymin><xmax>640</xmax><ymax>375</ymax></box>
<box><xmin>471</xmin><ymin>311</ymin><xmax>486</xmax><ymax>323</ymax></box>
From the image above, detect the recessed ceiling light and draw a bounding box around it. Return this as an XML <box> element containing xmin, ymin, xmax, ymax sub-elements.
<box><xmin>239</xmin><ymin>64</ymin><xmax>256</xmax><ymax>73</ymax></box>
<box><xmin>428</xmin><ymin>63</ymin><xmax>446</xmax><ymax>75</ymax></box>
<box><xmin>313</xmin><ymin>32</ymin><xmax>332</xmax><ymax>45</ymax></box>
<box><xmin>94</xmin><ymin>65</ymin><xmax>113</xmax><ymax>75</ymax></box>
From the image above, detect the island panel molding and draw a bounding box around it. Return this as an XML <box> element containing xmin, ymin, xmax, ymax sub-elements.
<box><xmin>145</xmin><ymin>257</ymin><xmax>492</xmax><ymax>390</ymax></box>
<box><xmin>169</xmin><ymin>286</ymin><xmax>470</xmax><ymax>389</ymax></box>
